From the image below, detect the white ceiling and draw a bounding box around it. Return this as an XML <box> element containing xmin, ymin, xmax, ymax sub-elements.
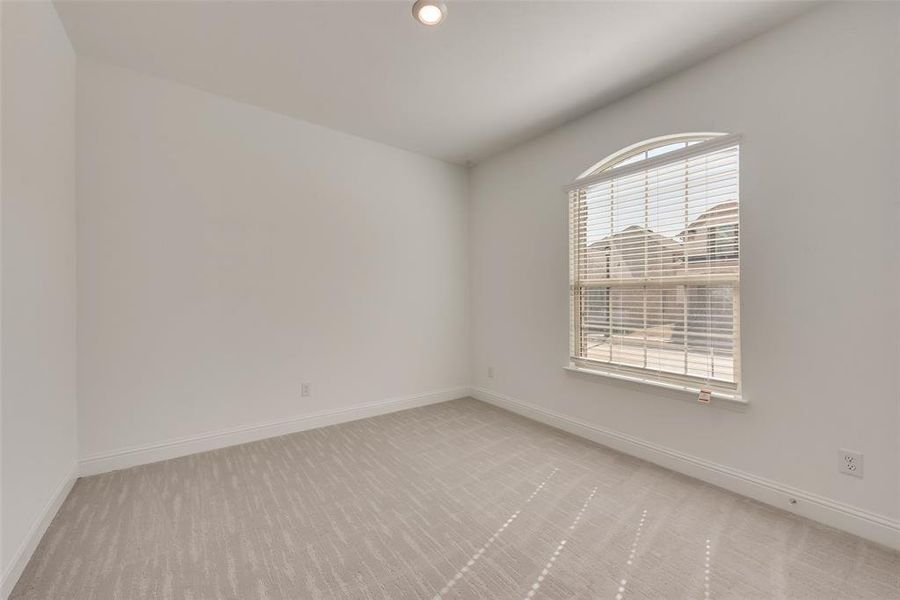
<box><xmin>55</xmin><ymin>1</ymin><xmax>814</xmax><ymax>165</ymax></box>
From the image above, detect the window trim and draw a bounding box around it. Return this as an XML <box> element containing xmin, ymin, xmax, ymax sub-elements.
<box><xmin>576</xmin><ymin>132</ymin><xmax>726</xmax><ymax>180</ymax></box>
<box><xmin>564</xmin><ymin>362</ymin><xmax>746</xmax><ymax>404</ymax></box>
<box><xmin>566</xmin><ymin>133</ymin><xmax>744</xmax><ymax>403</ymax></box>
<box><xmin>567</xmin><ymin>133</ymin><xmax>742</xmax><ymax>191</ymax></box>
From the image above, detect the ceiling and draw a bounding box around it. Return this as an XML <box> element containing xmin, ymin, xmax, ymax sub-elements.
<box><xmin>55</xmin><ymin>1</ymin><xmax>814</xmax><ymax>165</ymax></box>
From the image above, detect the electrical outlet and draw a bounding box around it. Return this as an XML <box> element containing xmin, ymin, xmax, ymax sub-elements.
<box><xmin>301</xmin><ymin>383</ymin><xmax>310</xmax><ymax>397</ymax></box>
<box><xmin>487</xmin><ymin>366</ymin><xmax>494</xmax><ymax>378</ymax></box>
<box><xmin>838</xmin><ymin>449</ymin><xmax>863</xmax><ymax>478</ymax></box>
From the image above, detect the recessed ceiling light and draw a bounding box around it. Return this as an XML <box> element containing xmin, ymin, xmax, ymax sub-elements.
<box><xmin>412</xmin><ymin>0</ymin><xmax>446</xmax><ymax>26</ymax></box>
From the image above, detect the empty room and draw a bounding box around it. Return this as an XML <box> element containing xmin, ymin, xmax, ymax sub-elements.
<box><xmin>2</xmin><ymin>0</ymin><xmax>899</xmax><ymax>598</ymax></box>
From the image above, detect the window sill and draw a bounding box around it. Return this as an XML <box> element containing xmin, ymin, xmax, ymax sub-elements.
<box><xmin>563</xmin><ymin>363</ymin><xmax>746</xmax><ymax>406</ymax></box>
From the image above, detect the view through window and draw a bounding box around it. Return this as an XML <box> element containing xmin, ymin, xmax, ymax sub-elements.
<box><xmin>568</xmin><ymin>134</ymin><xmax>741</xmax><ymax>398</ymax></box>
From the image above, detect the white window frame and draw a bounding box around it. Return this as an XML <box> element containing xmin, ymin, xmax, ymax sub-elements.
<box><xmin>566</xmin><ymin>133</ymin><xmax>744</xmax><ymax>403</ymax></box>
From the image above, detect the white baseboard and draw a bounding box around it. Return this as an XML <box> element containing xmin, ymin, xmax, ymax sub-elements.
<box><xmin>1</xmin><ymin>464</ymin><xmax>77</xmax><ymax>600</ymax></box>
<box><xmin>79</xmin><ymin>386</ymin><xmax>470</xmax><ymax>477</ymax></box>
<box><xmin>472</xmin><ymin>386</ymin><xmax>900</xmax><ymax>552</ymax></box>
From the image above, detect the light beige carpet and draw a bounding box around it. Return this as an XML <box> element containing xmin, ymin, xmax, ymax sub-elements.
<box><xmin>11</xmin><ymin>398</ymin><xmax>900</xmax><ymax>599</ymax></box>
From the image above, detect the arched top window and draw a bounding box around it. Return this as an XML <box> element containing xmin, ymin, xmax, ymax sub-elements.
<box><xmin>567</xmin><ymin>132</ymin><xmax>742</xmax><ymax>402</ymax></box>
<box><xmin>576</xmin><ymin>132</ymin><xmax>727</xmax><ymax>180</ymax></box>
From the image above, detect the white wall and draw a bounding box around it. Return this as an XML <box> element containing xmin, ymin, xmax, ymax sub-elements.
<box><xmin>470</xmin><ymin>2</ymin><xmax>900</xmax><ymax>521</ymax></box>
<box><xmin>76</xmin><ymin>60</ymin><xmax>469</xmax><ymax>460</ymax></box>
<box><xmin>1</xmin><ymin>0</ymin><xmax>77</xmax><ymax>587</ymax></box>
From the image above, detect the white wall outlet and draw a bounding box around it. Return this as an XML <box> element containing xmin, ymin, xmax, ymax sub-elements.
<box><xmin>838</xmin><ymin>449</ymin><xmax>863</xmax><ymax>478</ymax></box>
<box><xmin>301</xmin><ymin>383</ymin><xmax>310</xmax><ymax>397</ymax></box>
<box><xmin>487</xmin><ymin>366</ymin><xmax>494</xmax><ymax>378</ymax></box>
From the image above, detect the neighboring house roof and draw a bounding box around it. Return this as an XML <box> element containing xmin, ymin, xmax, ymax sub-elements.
<box><xmin>676</xmin><ymin>201</ymin><xmax>738</xmax><ymax>240</ymax></box>
<box><xmin>588</xmin><ymin>225</ymin><xmax>683</xmax><ymax>252</ymax></box>
<box><xmin>586</xmin><ymin>201</ymin><xmax>738</xmax><ymax>251</ymax></box>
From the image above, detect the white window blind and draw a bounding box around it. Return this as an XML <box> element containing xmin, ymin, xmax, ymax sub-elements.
<box><xmin>567</xmin><ymin>134</ymin><xmax>742</xmax><ymax>400</ymax></box>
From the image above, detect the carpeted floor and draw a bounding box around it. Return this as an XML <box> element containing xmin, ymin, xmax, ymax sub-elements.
<box><xmin>11</xmin><ymin>398</ymin><xmax>900</xmax><ymax>599</ymax></box>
